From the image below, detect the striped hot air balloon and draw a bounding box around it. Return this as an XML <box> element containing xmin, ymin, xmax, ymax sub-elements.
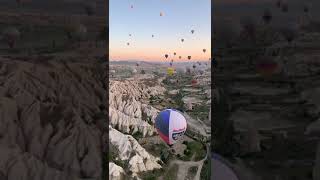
<box><xmin>155</xmin><ymin>109</ymin><xmax>187</xmax><ymax>145</ymax></box>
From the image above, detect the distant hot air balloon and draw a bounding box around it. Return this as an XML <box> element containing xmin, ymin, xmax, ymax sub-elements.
<box><xmin>276</xmin><ymin>0</ymin><xmax>282</xmax><ymax>8</ymax></box>
<box><xmin>179</xmin><ymin>56</ymin><xmax>182</xmax><ymax>59</ymax></box>
<box><xmin>2</xmin><ymin>26</ymin><xmax>20</xmax><ymax>48</ymax></box>
<box><xmin>181</xmin><ymin>39</ymin><xmax>184</xmax><ymax>42</ymax></box>
<box><xmin>188</xmin><ymin>56</ymin><xmax>191</xmax><ymax>60</ymax></box>
<box><xmin>129</xmin><ymin>34</ymin><xmax>132</xmax><ymax>36</ymax></box>
<box><xmin>155</xmin><ymin>109</ymin><xmax>187</xmax><ymax>145</ymax></box>
<box><xmin>84</xmin><ymin>2</ymin><xmax>96</xmax><ymax>16</ymax></box>
<box><xmin>203</xmin><ymin>49</ymin><xmax>206</xmax><ymax>53</ymax></box>
<box><xmin>169</xmin><ymin>62</ymin><xmax>173</xmax><ymax>67</ymax></box>
<box><xmin>165</xmin><ymin>54</ymin><xmax>169</xmax><ymax>59</ymax></box>
<box><xmin>262</xmin><ymin>9</ymin><xmax>272</xmax><ymax>24</ymax></box>
<box><xmin>152</xmin><ymin>34</ymin><xmax>154</xmax><ymax>37</ymax></box>
<box><xmin>191</xmin><ymin>30</ymin><xmax>195</xmax><ymax>34</ymax></box>
<box><xmin>131</xmin><ymin>5</ymin><xmax>133</xmax><ymax>9</ymax></box>
<box><xmin>173</xmin><ymin>52</ymin><xmax>176</xmax><ymax>56</ymax></box>
<box><xmin>303</xmin><ymin>4</ymin><xmax>309</xmax><ymax>13</ymax></box>
<box><xmin>160</xmin><ymin>12</ymin><xmax>163</xmax><ymax>16</ymax></box>
<box><xmin>193</xmin><ymin>64</ymin><xmax>196</xmax><ymax>69</ymax></box>
<box><xmin>191</xmin><ymin>79</ymin><xmax>198</xmax><ymax>87</ymax></box>
<box><xmin>127</xmin><ymin>42</ymin><xmax>130</xmax><ymax>46</ymax></box>
<box><xmin>167</xmin><ymin>67</ymin><xmax>175</xmax><ymax>76</ymax></box>
<box><xmin>256</xmin><ymin>57</ymin><xmax>280</xmax><ymax>77</ymax></box>
<box><xmin>281</xmin><ymin>2</ymin><xmax>288</xmax><ymax>12</ymax></box>
<box><xmin>186</xmin><ymin>67</ymin><xmax>191</xmax><ymax>74</ymax></box>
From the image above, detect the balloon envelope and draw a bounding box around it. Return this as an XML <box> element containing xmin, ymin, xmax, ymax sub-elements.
<box><xmin>256</xmin><ymin>60</ymin><xmax>279</xmax><ymax>77</ymax></box>
<box><xmin>167</xmin><ymin>67</ymin><xmax>175</xmax><ymax>76</ymax></box>
<box><xmin>155</xmin><ymin>109</ymin><xmax>187</xmax><ymax>145</ymax></box>
<box><xmin>191</xmin><ymin>79</ymin><xmax>198</xmax><ymax>86</ymax></box>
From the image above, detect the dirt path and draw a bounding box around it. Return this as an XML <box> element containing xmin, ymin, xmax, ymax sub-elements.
<box><xmin>163</xmin><ymin>144</ymin><xmax>209</xmax><ymax>180</ymax></box>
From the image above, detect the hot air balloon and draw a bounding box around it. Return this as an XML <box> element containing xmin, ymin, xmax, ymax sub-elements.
<box><xmin>193</xmin><ymin>64</ymin><xmax>196</xmax><ymax>69</ymax></box>
<box><xmin>167</xmin><ymin>67</ymin><xmax>175</xmax><ymax>76</ymax></box>
<box><xmin>131</xmin><ymin>5</ymin><xmax>133</xmax><ymax>9</ymax></box>
<box><xmin>203</xmin><ymin>49</ymin><xmax>206</xmax><ymax>53</ymax></box>
<box><xmin>2</xmin><ymin>27</ymin><xmax>20</xmax><ymax>48</ymax></box>
<box><xmin>169</xmin><ymin>62</ymin><xmax>173</xmax><ymax>67</ymax></box>
<box><xmin>262</xmin><ymin>9</ymin><xmax>272</xmax><ymax>24</ymax></box>
<box><xmin>84</xmin><ymin>2</ymin><xmax>96</xmax><ymax>16</ymax></box>
<box><xmin>303</xmin><ymin>4</ymin><xmax>309</xmax><ymax>13</ymax></box>
<box><xmin>127</xmin><ymin>42</ymin><xmax>130</xmax><ymax>46</ymax></box>
<box><xmin>276</xmin><ymin>0</ymin><xmax>282</xmax><ymax>8</ymax></box>
<box><xmin>191</xmin><ymin>30</ymin><xmax>195</xmax><ymax>34</ymax></box>
<box><xmin>155</xmin><ymin>109</ymin><xmax>187</xmax><ymax>145</ymax></box>
<box><xmin>179</xmin><ymin>56</ymin><xmax>182</xmax><ymax>59</ymax></box>
<box><xmin>16</xmin><ymin>0</ymin><xmax>32</xmax><ymax>4</ymax></box>
<box><xmin>165</xmin><ymin>54</ymin><xmax>169</xmax><ymax>59</ymax></box>
<box><xmin>173</xmin><ymin>52</ymin><xmax>176</xmax><ymax>56</ymax></box>
<box><xmin>191</xmin><ymin>79</ymin><xmax>198</xmax><ymax>87</ymax></box>
<box><xmin>129</xmin><ymin>34</ymin><xmax>132</xmax><ymax>36</ymax></box>
<box><xmin>152</xmin><ymin>34</ymin><xmax>154</xmax><ymax>37</ymax></box>
<box><xmin>256</xmin><ymin>57</ymin><xmax>280</xmax><ymax>77</ymax></box>
<box><xmin>281</xmin><ymin>2</ymin><xmax>288</xmax><ymax>12</ymax></box>
<box><xmin>181</xmin><ymin>39</ymin><xmax>184</xmax><ymax>42</ymax></box>
<box><xmin>65</xmin><ymin>22</ymin><xmax>87</xmax><ymax>41</ymax></box>
<box><xmin>188</xmin><ymin>56</ymin><xmax>191</xmax><ymax>60</ymax></box>
<box><xmin>160</xmin><ymin>12</ymin><xmax>163</xmax><ymax>16</ymax></box>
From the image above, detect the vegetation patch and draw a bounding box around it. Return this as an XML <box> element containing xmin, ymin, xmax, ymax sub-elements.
<box><xmin>139</xmin><ymin>169</ymin><xmax>165</xmax><ymax>180</ymax></box>
<box><xmin>180</xmin><ymin>141</ymin><xmax>206</xmax><ymax>161</ymax></box>
<box><xmin>163</xmin><ymin>165</ymin><xmax>178</xmax><ymax>180</ymax></box>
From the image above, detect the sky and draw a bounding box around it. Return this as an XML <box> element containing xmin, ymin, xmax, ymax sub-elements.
<box><xmin>109</xmin><ymin>0</ymin><xmax>211</xmax><ymax>62</ymax></box>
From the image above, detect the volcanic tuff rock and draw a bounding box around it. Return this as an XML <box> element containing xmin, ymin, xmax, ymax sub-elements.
<box><xmin>109</xmin><ymin>126</ymin><xmax>162</xmax><ymax>174</ymax></box>
<box><xmin>0</xmin><ymin>57</ymin><xmax>106</xmax><ymax>180</ymax></box>
<box><xmin>109</xmin><ymin>162</ymin><xmax>125</xmax><ymax>180</ymax></box>
<box><xmin>109</xmin><ymin>79</ymin><xmax>165</xmax><ymax>136</ymax></box>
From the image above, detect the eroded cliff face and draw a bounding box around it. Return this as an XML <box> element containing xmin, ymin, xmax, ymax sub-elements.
<box><xmin>109</xmin><ymin>76</ymin><xmax>166</xmax><ymax>178</ymax></box>
<box><xmin>0</xmin><ymin>56</ymin><xmax>107</xmax><ymax>180</ymax></box>
<box><xmin>109</xmin><ymin>126</ymin><xmax>161</xmax><ymax>174</ymax></box>
<box><xmin>109</xmin><ymin>79</ymin><xmax>165</xmax><ymax>136</ymax></box>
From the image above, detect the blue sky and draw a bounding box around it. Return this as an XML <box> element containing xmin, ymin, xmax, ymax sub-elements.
<box><xmin>109</xmin><ymin>0</ymin><xmax>211</xmax><ymax>62</ymax></box>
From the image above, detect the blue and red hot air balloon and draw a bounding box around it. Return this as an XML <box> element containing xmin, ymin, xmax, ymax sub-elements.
<box><xmin>155</xmin><ymin>109</ymin><xmax>187</xmax><ymax>145</ymax></box>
